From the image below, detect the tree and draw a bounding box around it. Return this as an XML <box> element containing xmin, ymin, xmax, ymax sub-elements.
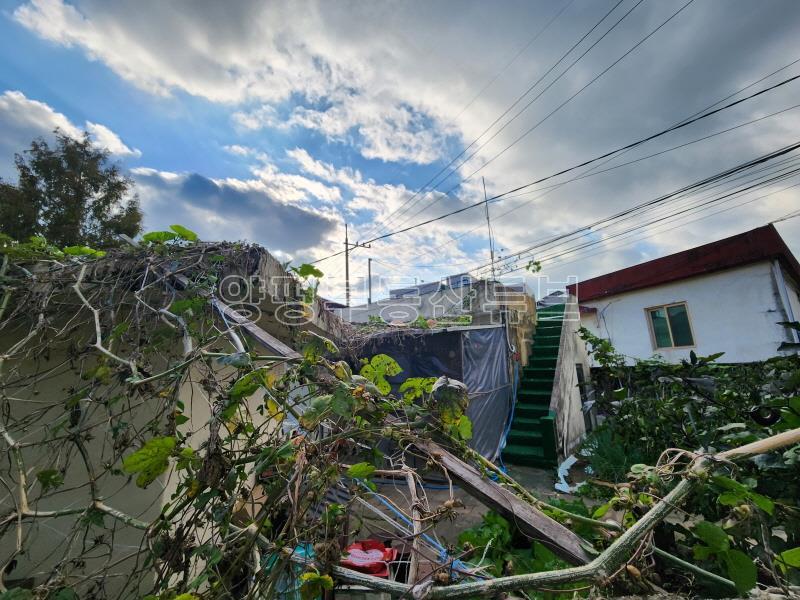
<box><xmin>0</xmin><ymin>129</ymin><xmax>142</xmax><ymax>247</ymax></box>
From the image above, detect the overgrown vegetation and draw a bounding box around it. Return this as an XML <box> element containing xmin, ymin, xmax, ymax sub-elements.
<box><xmin>0</xmin><ymin>231</ymin><xmax>477</xmax><ymax>599</ymax></box>
<box><xmin>0</xmin><ymin>226</ymin><xmax>798</xmax><ymax>598</ymax></box>
<box><xmin>577</xmin><ymin>327</ymin><xmax>800</xmax><ymax>595</ymax></box>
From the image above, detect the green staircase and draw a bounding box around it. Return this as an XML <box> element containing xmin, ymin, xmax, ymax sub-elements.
<box><xmin>502</xmin><ymin>303</ymin><xmax>565</xmax><ymax>468</ymax></box>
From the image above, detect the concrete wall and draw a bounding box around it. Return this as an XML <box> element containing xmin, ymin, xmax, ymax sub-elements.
<box><xmin>549</xmin><ymin>296</ymin><xmax>589</xmax><ymax>460</ymax></box>
<box><xmin>336</xmin><ymin>281</ymin><xmax>534</xmax><ymax>326</ymax></box>
<box><xmin>1</xmin><ymin>322</ymin><xmax>290</xmax><ymax>594</ymax></box>
<box><xmin>578</xmin><ymin>261</ymin><xmax>796</xmax><ymax>364</ymax></box>
<box><xmin>779</xmin><ymin>263</ymin><xmax>800</xmax><ymax>344</ymax></box>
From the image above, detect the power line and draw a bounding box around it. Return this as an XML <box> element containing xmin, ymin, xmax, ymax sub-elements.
<box><xmin>452</xmin><ymin>0</ymin><xmax>577</xmax><ymax>123</ymax></box>
<box><xmin>396</xmin><ymin>99</ymin><xmax>800</xmax><ymax>265</ymax></box>
<box><xmin>386</xmin><ymin>0</ymin><xmax>655</xmax><ymax>234</ymax></box>
<box><xmin>357</xmin><ymin>0</ymin><xmax>630</xmax><ymax>241</ymax></box>
<box><xmin>500</xmin><ymin>177</ymin><xmax>800</xmax><ymax>277</ymax></box>
<box><xmin>474</xmin><ymin>156</ymin><xmax>800</xmax><ymax>277</ymax></box>
<box><xmin>474</xmin><ymin>152</ymin><xmax>800</xmax><ymax>275</ymax></box>
<box><xmin>310</xmin><ymin>74</ymin><xmax>800</xmax><ymax>264</ymax></box>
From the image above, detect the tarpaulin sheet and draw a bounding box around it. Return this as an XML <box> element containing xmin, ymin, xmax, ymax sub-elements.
<box><xmin>359</xmin><ymin>329</ymin><xmax>463</xmax><ymax>383</ymax></box>
<box><xmin>354</xmin><ymin>326</ymin><xmax>511</xmax><ymax>460</ymax></box>
<box><xmin>461</xmin><ymin>327</ymin><xmax>511</xmax><ymax>459</ymax></box>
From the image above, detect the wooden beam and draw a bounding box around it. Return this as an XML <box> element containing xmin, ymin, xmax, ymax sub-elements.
<box><xmin>212</xmin><ymin>298</ymin><xmax>302</xmax><ymax>359</ymax></box>
<box><xmin>415</xmin><ymin>440</ymin><xmax>594</xmax><ymax>566</ymax></box>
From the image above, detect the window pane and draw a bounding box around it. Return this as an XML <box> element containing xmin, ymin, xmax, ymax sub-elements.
<box><xmin>667</xmin><ymin>304</ymin><xmax>694</xmax><ymax>346</ymax></box>
<box><xmin>649</xmin><ymin>308</ymin><xmax>672</xmax><ymax>348</ymax></box>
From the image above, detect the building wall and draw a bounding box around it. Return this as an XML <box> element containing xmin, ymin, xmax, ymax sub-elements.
<box><xmin>781</xmin><ymin>264</ymin><xmax>800</xmax><ymax>339</ymax></box>
<box><xmin>336</xmin><ymin>281</ymin><xmax>536</xmax><ymax>337</ymax></box>
<box><xmin>1</xmin><ymin>322</ymin><xmax>289</xmax><ymax>594</ymax></box>
<box><xmin>550</xmin><ymin>296</ymin><xmax>590</xmax><ymax>459</ymax></box>
<box><xmin>578</xmin><ymin>261</ymin><xmax>792</xmax><ymax>364</ymax></box>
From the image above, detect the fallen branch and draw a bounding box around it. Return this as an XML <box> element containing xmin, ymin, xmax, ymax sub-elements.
<box><xmin>341</xmin><ymin>428</ymin><xmax>800</xmax><ymax>598</ymax></box>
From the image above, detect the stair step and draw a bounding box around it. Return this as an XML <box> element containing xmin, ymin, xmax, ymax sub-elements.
<box><xmin>520</xmin><ymin>377</ymin><xmax>554</xmax><ymax>386</ymax></box>
<box><xmin>511</xmin><ymin>416</ymin><xmax>542</xmax><ymax>428</ymax></box>
<box><xmin>523</xmin><ymin>366</ymin><xmax>556</xmax><ymax>375</ymax></box>
<box><xmin>507</xmin><ymin>429</ymin><xmax>543</xmax><ymax>445</ymax></box>
<box><xmin>529</xmin><ymin>357</ymin><xmax>557</xmax><ymax>365</ymax></box>
<box><xmin>502</xmin><ymin>444</ymin><xmax>555</xmax><ymax>468</ymax></box>
<box><xmin>518</xmin><ymin>387</ymin><xmax>551</xmax><ymax>396</ymax></box>
<box><xmin>519</xmin><ymin>384</ymin><xmax>552</xmax><ymax>396</ymax></box>
<box><xmin>515</xmin><ymin>404</ymin><xmax>551</xmax><ymax>419</ymax></box>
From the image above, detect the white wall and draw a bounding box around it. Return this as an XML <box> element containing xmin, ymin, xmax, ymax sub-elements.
<box><xmin>782</xmin><ymin>265</ymin><xmax>800</xmax><ymax>336</ymax></box>
<box><xmin>578</xmin><ymin>261</ymin><xmax>793</xmax><ymax>364</ymax></box>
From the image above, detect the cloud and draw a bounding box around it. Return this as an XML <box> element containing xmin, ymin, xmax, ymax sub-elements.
<box><xmin>85</xmin><ymin>121</ymin><xmax>141</xmax><ymax>157</ymax></box>
<box><xmin>0</xmin><ymin>89</ymin><xmax>140</xmax><ymax>179</ymax></box>
<box><xmin>132</xmin><ymin>168</ymin><xmax>339</xmax><ymax>255</ymax></box>
<box><xmin>223</xmin><ymin>144</ymin><xmax>258</xmax><ymax>157</ymax></box>
<box><xmin>10</xmin><ymin>0</ymin><xmax>800</xmax><ymax>299</ymax></box>
<box><xmin>14</xmin><ymin>0</ymin><xmax>457</xmax><ymax>164</ymax></box>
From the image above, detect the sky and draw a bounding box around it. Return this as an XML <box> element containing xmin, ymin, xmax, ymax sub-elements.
<box><xmin>0</xmin><ymin>0</ymin><xmax>799</xmax><ymax>304</ymax></box>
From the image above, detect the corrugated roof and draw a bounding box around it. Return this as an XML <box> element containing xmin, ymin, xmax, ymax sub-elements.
<box><xmin>566</xmin><ymin>224</ymin><xmax>800</xmax><ymax>302</ymax></box>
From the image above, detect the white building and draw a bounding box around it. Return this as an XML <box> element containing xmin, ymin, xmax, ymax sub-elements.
<box><xmin>336</xmin><ymin>274</ymin><xmax>536</xmax><ymax>327</ymax></box>
<box><xmin>568</xmin><ymin>225</ymin><xmax>800</xmax><ymax>364</ymax></box>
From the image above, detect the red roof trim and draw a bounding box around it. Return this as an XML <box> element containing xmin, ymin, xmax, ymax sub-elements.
<box><xmin>566</xmin><ymin>225</ymin><xmax>800</xmax><ymax>303</ymax></box>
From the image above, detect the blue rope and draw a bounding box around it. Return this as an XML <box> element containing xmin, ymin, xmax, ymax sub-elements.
<box><xmin>496</xmin><ymin>360</ymin><xmax>520</xmax><ymax>473</ymax></box>
<box><xmin>355</xmin><ymin>480</ymin><xmax>474</xmax><ymax>574</ymax></box>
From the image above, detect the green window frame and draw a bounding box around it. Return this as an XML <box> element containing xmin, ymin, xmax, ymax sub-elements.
<box><xmin>646</xmin><ymin>302</ymin><xmax>695</xmax><ymax>349</ymax></box>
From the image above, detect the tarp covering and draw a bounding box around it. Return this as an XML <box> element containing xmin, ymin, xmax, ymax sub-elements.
<box><xmin>354</xmin><ymin>326</ymin><xmax>511</xmax><ymax>459</ymax></box>
<box><xmin>461</xmin><ymin>326</ymin><xmax>512</xmax><ymax>458</ymax></box>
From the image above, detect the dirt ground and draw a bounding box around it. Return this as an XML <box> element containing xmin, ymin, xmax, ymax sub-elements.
<box><xmin>352</xmin><ymin>464</ymin><xmax>576</xmax><ymax>549</ymax></box>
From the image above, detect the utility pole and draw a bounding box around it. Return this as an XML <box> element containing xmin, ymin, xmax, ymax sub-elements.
<box><xmin>483</xmin><ymin>177</ymin><xmax>496</xmax><ymax>282</ymax></box>
<box><xmin>345</xmin><ymin>223</ymin><xmax>350</xmax><ymax>307</ymax></box>
<box><xmin>344</xmin><ymin>223</ymin><xmax>370</xmax><ymax>307</ymax></box>
<box><xmin>368</xmin><ymin>258</ymin><xmax>372</xmax><ymax>305</ymax></box>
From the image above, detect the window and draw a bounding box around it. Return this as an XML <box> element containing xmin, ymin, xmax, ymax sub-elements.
<box><xmin>646</xmin><ymin>302</ymin><xmax>695</xmax><ymax>348</ymax></box>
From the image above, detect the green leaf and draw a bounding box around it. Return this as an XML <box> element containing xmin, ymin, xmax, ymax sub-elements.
<box><xmin>692</xmin><ymin>544</ymin><xmax>715</xmax><ymax>560</ymax></box>
<box><xmin>122</xmin><ymin>436</ymin><xmax>176</xmax><ymax>488</ymax></box>
<box><xmin>229</xmin><ymin>367</ymin><xmax>271</xmax><ymax>401</ymax></box>
<box><xmin>299</xmin><ymin>572</ymin><xmax>333</xmax><ymax>600</ymax></box>
<box><xmin>169</xmin><ymin>224</ymin><xmax>198</xmax><ymax>242</ymax></box>
<box><xmin>292</xmin><ymin>263</ymin><xmax>324</xmax><ymax>279</ymax></box>
<box><xmin>711</xmin><ymin>475</ymin><xmax>748</xmax><ymax>493</ymax></box>
<box><xmin>82</xmin><ymin>506</ymin><xmax>105</xmax><ymax>528</ymax></box>
<box><xmin>693</xmin><ymin>521</ymin><xmax>729</xmax><ymax>553</ymax></box>
<box><xmin>776</xmin><ymin>547</ymin><xmax>800</xmax><ymax>573</ymax></box>
<box><xmin>347</xmin><ymin>462</ymin><xmax>376</xmax><ymax>479</ymax></box>
<box><xmin>170</xmin><ymin>297</ymin><xmax>206</xmax><ymax>315</ymax></box>
<box><xmin>36</xmin><ymin>468</ymin><xmax>64</xmax><ymax>492</ymax></box>
<box><xmin>330</xmin><ymin>387</ymin><xmax>354</xmax><ymax>418</ymax></box>
<box><xmin>399</xmin><ymin>377</ymin><xmax>436</xmax><ymax>402</ymax></box>
<box><xmin>63</xmin><ymin>245</ymin><xmax>103</xmax><ymax>257</ymax></box>
<box><xmin>142</xmin><ymin>230</ymin><xmax>178</xmax><ymax>243</ymax></box>
<box><xmin>748</xmin><ymin>491</ymin><xmax>774</xmax><ymax>515</ymax></box>
<box><xmin>50</xmin><ymin>588</ymin><xmax>79</xmax><ymax>600</ymax></box>
<box><xmin>724</xmin><ymin>549</ymin><xmax>757</xmax><ymax>594</ymax></box>
<box><xmin>0</xmin><ymin>589</ymin><xmax>33</xmax><ymax>600</ymax></box>
<box><xmin>300</xmin><ymin>331</ymin><xmax>338</xmax><ymax>361</ymax></box>
<box><xmin>456</xmin><ymin>414</ymin><xmax>473</xmax><ymax>440</ymax></box>
<box><xmin>717</xmin><ymin>491</ymin><xmax>744</xmax><ymax>507</ymax></box>
<box><xmin>359</xmin><ymin>354</ymin><xmax>402</xmax><ymax>395</ymax></box>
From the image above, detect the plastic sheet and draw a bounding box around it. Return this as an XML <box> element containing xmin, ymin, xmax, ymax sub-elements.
<box><xmin>354</xmin><ymin>326</ymin><xmax>511</xmax><ymax>460</ymax></box>
<box><xmin>461</xmin><ymin>327</ymin><xmax>512</xmax><ymax>459</ymax></box>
